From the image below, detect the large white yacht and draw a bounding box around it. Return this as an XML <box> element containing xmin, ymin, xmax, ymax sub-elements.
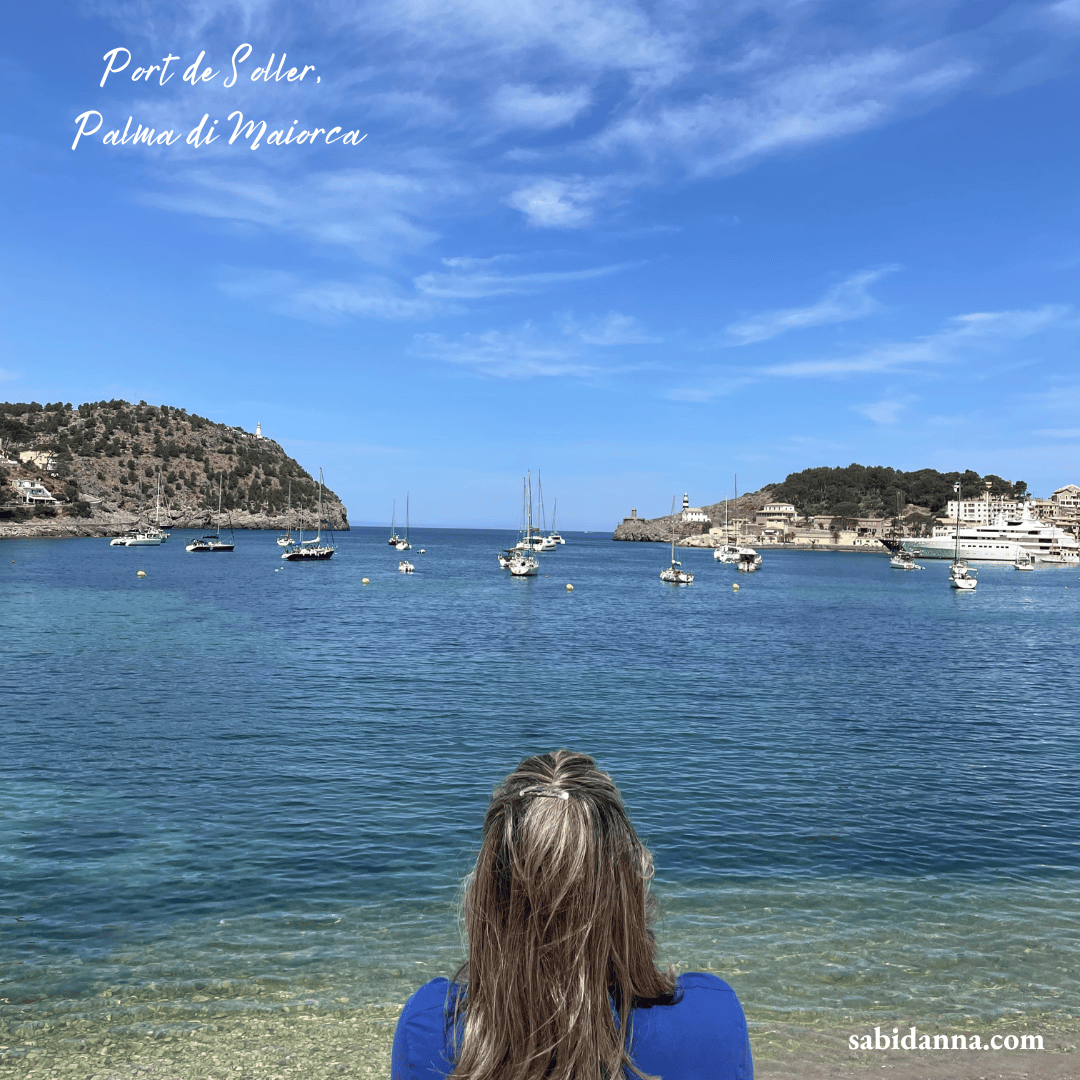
<box><xmin>900</xmin><ymin>506</ymin><xmax>1079</xmax><ymax>563</ymax></box>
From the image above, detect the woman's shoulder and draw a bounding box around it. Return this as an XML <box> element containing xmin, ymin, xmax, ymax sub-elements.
<box><xmin>630</xmin><ymin>973</ymin><xmax>752</xmax><ymax>1080</ymax></box>
<box><xmin>677</xmin><ymin>971</ymin><xmax>742</xmax><ymax>999</ymax></box>
<box><xmin>391</xmin><ymin>979</ymin><xmax>457</xmax><ymax>1080</ymax></box>
<box><xmin>401</xmin><ymin>977</ymin><xmax>453</xmax><ymax>1016</ymax></box>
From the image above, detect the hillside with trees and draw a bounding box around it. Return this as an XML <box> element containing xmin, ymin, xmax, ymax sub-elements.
<box><xmin>769</xmin><ymin>464</ymin><xmax>1027</xmax><ymax>521</ymax></box>
<box><xmin>1</xmin><ymin>399</ymin><xmax>347</xmax><ymax>536</ymax></box>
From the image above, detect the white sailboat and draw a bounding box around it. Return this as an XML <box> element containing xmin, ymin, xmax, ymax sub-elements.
<box><xmin>394</xmin><ymin>494</ymin><xmax>412</xmax><ymax>551</ymax></box>
<box><xmin>388</xmin><ymin>500</ymin><xmax>402</xmax><ymax>547</ymax></box>
<box><xmin>282</xmin><ymin>469</ymin><xmax>336</xmax><ymax>560</ymax></box>
<box><xmin>548</xmin><ymin>498</ymin><xmax>565</xmax><ymax>545</ymax></box>
<box><xmin>508</xmin><ymin>475</ymin><xmax>539</xmax><ymax>576</ymax></box>
<box><xmin>660</xmin><ymin>496</ymin><xmax>693</xmax><ymax>584</ymax></box>
<box><xmin>187</xmin><ymin>474</ymin><xmax>235</xmax><ymax>552</ymax></box>
<box><xmin>948</xmin><ymin>482</ymin><xmax>977</xmax><ymax>590</ymax></box>
<box><xmin>277</xmin><ymin>479</ymin><xmax>293</xmax><ymax>546</ymax></box>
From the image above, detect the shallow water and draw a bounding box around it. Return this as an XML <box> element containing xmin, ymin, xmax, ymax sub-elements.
<box><xmin>2</xmin><ymin>530</ymin><xmax>1079</xmax><ymax>1045</ymax></box>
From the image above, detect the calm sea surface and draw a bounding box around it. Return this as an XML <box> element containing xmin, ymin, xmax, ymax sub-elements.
<box><xmin>3</xmin><ymin>530</ymin><xmax>1079</xmax><ymax>1038</ymax></box>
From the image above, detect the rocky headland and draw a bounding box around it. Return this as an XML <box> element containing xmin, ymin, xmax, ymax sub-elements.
<box><xmin>613</xmin><ymin>490</ymin><xmax>773</xmax><ymax>544</ymax></box>
<box><xmin>1</xmin><ymin>399</ymin><xmax>348</xmax><ymax>540</ymax></box>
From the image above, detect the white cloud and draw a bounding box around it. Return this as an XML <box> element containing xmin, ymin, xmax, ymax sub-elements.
<box><xmin>506</xmin><ymin>178</ymin><xmax>605</xmax><ymax>228</ymax></box>
<box><xmin>726</xmin><ymin>267</ymin><xmax>896</xmax><ymax>345</ymax></box>
<box><xmin>560</xmin><ymin>312</ymin><xmax>659</xmax><ymax>345</ymax></box>
<box><xmin>143</xmin><ymin>167</ymin><xmax>441</xmax><ymax>257</ymax></box>
<box><xmin>414</xmin><ymin>257</ymin><xmax>624</xmax><ymax>298</ymax></box>
<box><xmin>490</xmin><ymin>84</ymin><xmax>592</xmax><ymax>130</ymax></box>
<box><xmin>412</xmin><ymin>326</ymin><xmax>598</xmax><ymax>378</ymax></box>
<box><xmin>1035</xmin><ymin>428</ymin><xmax>1080</xmax><ymax>437</ymax></box>
<box><xmin>764</xmin><ymin>304</ymin><xmax>1069</xmax><ymax>378</ymax></box>
<box><xmin>852</xmin><ymin>396</ymin><xmax>914</xmax><ymax>425</ymax></box>
<box><xmin>592</xmin><ymin>48</ymin><xmax>975</xmax><ymax>176</ymax></box>
<box><xmin>218</xmin><ymin>269</ymin><xmax>447</xmax><ymax>321</ymax></box>
<box><xmin>411</xmin><ymin>312</ymin><xmax>655</xmax><ymax>378</ymax></box>
<box><xmin>0</xmin><ymin>367</ymin><xmax>19</xmax><ymax>382</ymax></box>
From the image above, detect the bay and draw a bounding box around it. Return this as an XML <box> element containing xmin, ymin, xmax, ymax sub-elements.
<box><xmin>2</xmin><ymin>530</ymin><xmax>1079</xmax><ymax>1043</ymax></box>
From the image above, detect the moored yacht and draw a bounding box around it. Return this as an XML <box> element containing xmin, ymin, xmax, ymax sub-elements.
<box><xmin>901</xmin><ymin>505</ymin><xmax>1079</xmax><ymax>563</ymax></box>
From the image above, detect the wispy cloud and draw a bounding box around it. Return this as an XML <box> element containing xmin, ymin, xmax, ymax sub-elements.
<box><xmin>412</xmin><ymin>310</ymin><xmax>655</xmax><ymax>377</ymax></box>
<box><xmin>1035</xmin><ymin>428</ymin><xmax>1080</xmax><ymax>438</ymax></box>
<box><xmin>591</xmin><ymin>48</ymin><xmax>975</xmax><ymax>178</ymax></box>
<box><xmin>852</xmin><ymin>394</ymin><xmax>916</xmax><ymax>425</ymax></box>
<box><xmin>490</xmin><ymin>84</ymin><xmax>592</xmax><ymax>130</ymax></box>
<box><xmin>218</xmin><ymin>269</ymin><xmax>448</xmax><ymax>321</ymax></box>
<box><xmin>726</xmin><ymin>267</ymin><xmax>897</xmax><ymax>345</ymax></box>
<box><xmin>414</xmin><ymin>256</ymin><xmax>625</xmax><ymax>298</ymax></box>
<box><xmin>764</xmin><ymin>304</ymin><xmax>1070</xmax><ymax>378</ymax></box>
<box><xmin>559</xmin><ymin>311</ymin><xmax>659</xmax><ymax>345</ymax></box>
<box><xmin>506</xmin><ymin>177</ymin><xmax>608</xmax><ymax>228</ymax></box>
<box><xmin>413</xmin><ymin>326</ymin><xmax>597</xmax><ymax>378</ymax></box>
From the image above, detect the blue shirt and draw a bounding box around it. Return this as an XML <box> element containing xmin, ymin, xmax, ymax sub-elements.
<box><xmin>390</xmin><ymin>972</ymin><xmax>753</xmax><ymax>1079</ymax></box>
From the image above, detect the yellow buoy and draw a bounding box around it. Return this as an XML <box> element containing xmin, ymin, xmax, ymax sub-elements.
<box><xmin>137</xmin><ymin>570</ymin><xmax>146</xmax><ymax>577</ymax></box>
<box><xmin>732</xmin><ymin>583</ymin><xmax>739</xmax><ymax>591</ymax></box>
<box><xmin>566</xmin><ymin>583</ymin><xmax>574</xmax><ymax>591</ymax></box>
<box><xmin>362</xmin><ymin>577</ymin><xmax>370</xmax><ymax>585</ymax></box>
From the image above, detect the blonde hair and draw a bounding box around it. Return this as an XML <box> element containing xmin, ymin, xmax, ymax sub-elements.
<box><xmin>450</xmin><ymin>750</ymin><xmax>677</xmax><ymax>1080</ymax></box>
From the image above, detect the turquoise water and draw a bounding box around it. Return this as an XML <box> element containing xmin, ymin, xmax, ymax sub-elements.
<box><xmin>2</xmin><ymin>531</ymin><xmax>1079</xmax><ymax>1035</ymax></box>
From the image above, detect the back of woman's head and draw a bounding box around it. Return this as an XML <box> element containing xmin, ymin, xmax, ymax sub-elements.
<box><xmin>452</xmin><ymin>750</ymin><xmax>677</xmax><ymax>1080</ymax></box>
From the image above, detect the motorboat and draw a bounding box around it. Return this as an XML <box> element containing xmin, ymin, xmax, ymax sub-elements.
<box><xmin>1014</xmin><ymin>551</ymin><xmax>1036</xmax><ymax>571</ymax></box>
<box><xmin>398</xmin><ymin>559</ymin><xmax>415</xmax><ymax>573</ymax></box>
<box><xmin>735</xmin><ymin>550</ymin><xmax>760</xmax><ymax>573</ymax></box>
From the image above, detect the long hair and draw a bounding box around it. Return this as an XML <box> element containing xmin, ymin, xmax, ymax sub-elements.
<box><xmin>450</xmin><ymin>751</ymin><xmax>678</xmax><ymax>1080</ymax></box>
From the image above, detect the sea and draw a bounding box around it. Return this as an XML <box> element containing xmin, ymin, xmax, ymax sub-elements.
<box><xmin>3</xmin><ymin>529</ymin><xmax>1079</xmax><ymax>1047</ymax></box>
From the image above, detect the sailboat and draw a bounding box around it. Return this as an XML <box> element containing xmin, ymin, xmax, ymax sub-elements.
<box><xmin>534</xmin><ymin>474</ymin><xmax>556</xmax><ymax>551</ymax></box>
<box><xmin>186</xmin><ymin>474</ymin><xmax>235</xmax><ymax>552</ymax></box>
<box><xmin>394</xmin><ymin>494</ymin><xmax>412</xmax><ymax>551</ymax></box>
<box><xmin>548</xmin><ymin>498</ymin><xmax>565</xmax><ymax>545</ymax></box>
<box><xmin>660</xmin><ymin>496</ymin><xmax>693</xmax><ymax>584</ymax></box>
<box><xmin>282</xmin><ymin>469</ymin><xmax>336</xmax><ymax>560</ymax></box>
<box><xmin>948</xmin><ymin>481</ymin><xmax>977</xmax><ymax>590</ymax></box>
<box><xmin>714</xmin><ymin>477</ymin><xmax>760</xmax><ymax>568</ymax></box>
<box><xmin>388</xmin><ymin>501</ymin><xmax>402</xmax><ymax>546</ymax></box>
<box><xmin>277</xmin><ymin>479</ymin><xmax>293</xmax><ymax>546</ymax></box>
<box><xmin>508</xmin><ymin>475</ymin><xmax>539</xmax><ymax>576</ymax></box>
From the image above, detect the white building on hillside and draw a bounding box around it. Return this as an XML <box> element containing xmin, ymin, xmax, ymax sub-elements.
<box><xmin>16</xmin><ymin>480</ymin><xmax>57</xmax><ymax>504</ymax></box>
<box><xmin>680</xmin><ymin>493</ymin><xmax>710</xmax><ymax>524</ymax></box>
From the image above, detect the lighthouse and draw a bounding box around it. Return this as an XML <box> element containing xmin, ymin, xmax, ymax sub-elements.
<box><xmin>255</xmin><ymin>422</ymin><xmax>263</xmax><ymax>439</ymax></box>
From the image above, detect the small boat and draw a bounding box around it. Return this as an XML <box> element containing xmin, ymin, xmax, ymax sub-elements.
<box><xmin>661</xmin><ymin>495</ymin><xmax>693</xmax><ymax>584</ymax></box>
<box><xmin>507</xmin><ymin>474</ymin><xmax>542</xmax><ymax>576</ymax></box>
<box><xmin>890</xmin><ymin>551</ymin><xmax>922</xmax><ymax>570</ymax></box>
<box><xmin>1014</xmin><ymin>551</ymin><xmax>1036</xmax><ymax>571</ymax></box>
<box><xmin>281</xmin><ymin>469</ymin><xmax>336</xmax><ymax>561</ymax></box>
<box><xmin>394</xmin><ymin>494</ymin><xmax>412</xmax><ymax>551</ymax></box>
<box><xmin>949</xmin><ymin>561</ymin><xmax>977</xmax><ymax>590</ymax></box>
<box><xmin>508</xmin><ymin>552</ymin><xmax>539</xmax><ymax>577</ymax></box>
<box><xmin>109</xmin><ymin>536</ymin><xmax>127</xmax><ymax>546</ymax></box>
<box><xmin>277</xmin><ymin>479</ymin><xmax>293</xmax><ymax>546</ymax></box>
<box><xmin>947</xmin><ymin>481</ymin><xmax>976</xmax><ymax>589</ymax></box>
<box><xmin>735</xmin><ymin>551</ymin><xmax>760</xmax><ymax>573</ymax></box>
<box><xmin>187</xmin><ymin>474</ymin><xmax>235</xmax><ymax>552</ymax></box>
<box><xmin>398</xmin><ymin>559</ymin><xmax>415</xmax><ymax>573</ymax></box>
<box><xmin>388</xmin><ymin>500</ymin><xmax>402</xmax><ymax>547</ymax></box>
<box><xmin>417</xmin><ymin>548</ymin><xmax>425</xmax><ymax>554</ymax></box>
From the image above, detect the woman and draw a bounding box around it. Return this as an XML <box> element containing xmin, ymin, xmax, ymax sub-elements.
<box><xmin>391</xmin><ymin>751</ymin><xmax>752</xmax><ymax>1080</ymax></box>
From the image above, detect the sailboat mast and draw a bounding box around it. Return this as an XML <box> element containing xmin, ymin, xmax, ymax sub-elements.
<box><xmin>953</xmin><ymin>481</ymin><xmax>961</xmax><ymax>563</ymax></box>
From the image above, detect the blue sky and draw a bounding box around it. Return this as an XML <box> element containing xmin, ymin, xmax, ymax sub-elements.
<box><xmin>2</xmin><ymin>1</ymin><xmax>1079</xmax><ymax>528</ymax></box>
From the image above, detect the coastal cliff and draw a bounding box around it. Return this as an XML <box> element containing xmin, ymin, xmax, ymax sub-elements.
<box><xmin>1</xmin><ymin>399</ymin><xmax>348</xmax><ymax>539</ymax></box>
<box><xmin>613</xmin><ymin>490</ymin><xmax>773</xmax><ymax>543</ymax></box>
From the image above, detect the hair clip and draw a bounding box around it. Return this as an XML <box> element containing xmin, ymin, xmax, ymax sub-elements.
<box><xmin>520</xmin><ymin>786</ymin><xmax>569</xmax><ymax>800</ymax></box>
